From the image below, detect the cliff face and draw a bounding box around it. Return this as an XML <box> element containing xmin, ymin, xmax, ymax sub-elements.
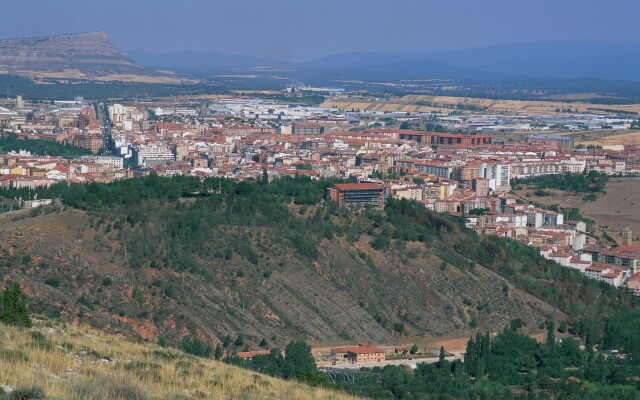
<box><xmin>0</xmin><ymin>32</ymin><xmax>178</xmax><ymax>82</ymax></box>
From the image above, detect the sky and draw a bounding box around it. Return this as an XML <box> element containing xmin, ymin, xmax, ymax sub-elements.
<box><xmin>1</xmin><ymin>0</ymin><xmax>639</xmax><ymax>62</ymax></box>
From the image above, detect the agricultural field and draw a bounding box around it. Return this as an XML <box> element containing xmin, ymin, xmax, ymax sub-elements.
<box><xmin>323</xmin><ymin>94</ymin><xmax>640</xmax><ymax>115</ymax></box>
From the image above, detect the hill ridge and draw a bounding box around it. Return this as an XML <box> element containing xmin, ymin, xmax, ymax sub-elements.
<box><xmin>0</xmin><ymin>31</ymin><xmax>180</xmax><ymax>83</ymax></box>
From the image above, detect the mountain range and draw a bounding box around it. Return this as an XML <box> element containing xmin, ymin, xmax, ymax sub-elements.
<box><xmin>129</xmin><ymin>42</ymin><xmax>640</xmax><ymax>83</ymax></box>
<box><xmin>1</xmin><ymin>32</ymin><xmax>638</xmax><ymax>87</ymax></box>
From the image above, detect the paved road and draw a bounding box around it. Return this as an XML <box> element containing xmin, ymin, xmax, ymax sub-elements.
<box><xmin>97</xmin><ymin>102</ymin><xmax>112</xmax><ymax>155</ymax></box>
<box><xmin>319</xmin><ymin>353</ymin><xmax>464</xmax><ymax>370</ymax></box>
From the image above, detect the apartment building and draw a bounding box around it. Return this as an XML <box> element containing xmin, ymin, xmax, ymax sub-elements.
<box><xmin>328</xmin><ymin>183</ymin><xmax>385</xmax><ymax>208</ymax></box>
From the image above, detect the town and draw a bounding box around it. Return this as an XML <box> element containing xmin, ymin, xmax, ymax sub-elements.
<box><xmin>1</xmin><ymin>93</ymin><xmax>640</xmax><ymax>302</ymax></box>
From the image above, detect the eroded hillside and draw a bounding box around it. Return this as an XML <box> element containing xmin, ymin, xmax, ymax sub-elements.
<box><xmin>0</xmin><ymin>206</ymin><xmax>557</xmax><ymax>349</ymax></box>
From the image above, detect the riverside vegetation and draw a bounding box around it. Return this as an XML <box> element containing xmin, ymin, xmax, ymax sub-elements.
<box><xmin>1</xmin><ymin>175</ymin><xmax>640</xmax><ymax>398</ymax></box>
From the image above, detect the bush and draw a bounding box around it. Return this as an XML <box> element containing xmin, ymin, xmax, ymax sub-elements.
<box><xmin>44</xmin><ymin>276</ymin><xmax>60</xmax><ymax>288</ymax></box>
<box><xmin>8</xmin><ymin>387</ymin><xmax>45</xmax><ymax>400</ymax></box>
<box><xmin>392</xmin><ymin>322</ymin><xmax>405</xmax><ymax>332</ymax></box>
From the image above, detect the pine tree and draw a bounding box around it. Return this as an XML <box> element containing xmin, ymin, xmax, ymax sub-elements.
<box><xmin>214</xmin><ymin>344</ymin><xmax>223</xmax><ymax>360</ymax></box>
<box><xmin>465</xmin><ymin>335</ymin><xmax>477</xmax><ymax>376</ymax></box>
<box><xmin>438</xmin><ymin>346</ymin><xmax>446</xmax><ymax>365</ymax></box>
<box><xmin>0</xmin><ymin>283</ymin><xmax>32</xmax><ymax>328</ymax></box>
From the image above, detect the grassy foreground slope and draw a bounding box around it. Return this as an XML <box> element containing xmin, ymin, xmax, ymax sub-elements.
<box><xmin>0</xmin><ymin>319</ymin><xmax>352</xmax><ymax>400</ymax></box>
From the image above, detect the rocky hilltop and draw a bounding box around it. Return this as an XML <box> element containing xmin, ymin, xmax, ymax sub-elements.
<box><xmin>0</xmin><ymin>31</ymin><xmax>179</xmax><ymax>82</ymax></box>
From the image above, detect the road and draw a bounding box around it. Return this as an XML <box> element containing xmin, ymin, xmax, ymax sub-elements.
<box><xmin>97</xmin><ymin>102</ymin><xmax>112</xmax><ymax>155</ymax></box>
<box><xmin>318</xmin><ymin>352</ymin><xmax>464</xmax><ymax>370</ymax></box>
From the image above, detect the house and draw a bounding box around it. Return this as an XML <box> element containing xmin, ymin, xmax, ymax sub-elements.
<box><xmin>237</xmin><ymin>349</ymin><xmax>270</xmax><ymax>360</ymax></box>
<box><xmin>331</xmin><ymin>343</ymin><xmax>385</xmax><ymax>364</ymax></box>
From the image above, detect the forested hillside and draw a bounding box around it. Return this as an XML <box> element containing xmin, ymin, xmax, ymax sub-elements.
<box><xmin>0</xmin><ymin>175</ymin><xmax>637</xmax><ymax>358</ymax></box>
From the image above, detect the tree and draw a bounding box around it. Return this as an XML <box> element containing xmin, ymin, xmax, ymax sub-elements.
<box><xmin>234</xmin><ymin>333</ymin><xmax>245</xmax><ymax>346</ymax></box>
<box><xmin>410</xmin><ymin>344</ymin><xmax>419</xmax><ymax>354</ymax></box>
<box><xmin>0</xmin><ymin>283</ymin><xmax>32</xmax><ymax>328</ymax></box>
<box><xmin>282</xmin><ymin>341</ymin><xmax>316</xmax><ymax>379</ymax></box>
<box><xmin>214</xmin><ymin>344</ymin><xmax>223</xmax><ymax>360</ymax></box>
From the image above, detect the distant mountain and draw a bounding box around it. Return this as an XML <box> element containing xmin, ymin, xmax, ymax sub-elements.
<box><xmin>476</xmin><ymin>51</ymin><xmax>640</xmax><ymax>82</ymax></box>
<box><xmin>0</xmin><ymin>32</ymin><xmax>180</xmax><ymax>83</ymax></box>
<box><xmin>128</xmin><ymin>50</ymin><xmax>284</xmax><ymax>70</ymax></box>
<box><xmin>304</xmin><ymin>43</ymin><xmax>640</xmax><ymax>82</ymax></box>
<box><xmin>128</xmin><ymin>42</ymin><xmax>640</xmax><ymax>84</ymax></box>
<box><xmin>301</xmin><ymin>51</ymin><xmax>421</xmax><ymax>70</ymax></box>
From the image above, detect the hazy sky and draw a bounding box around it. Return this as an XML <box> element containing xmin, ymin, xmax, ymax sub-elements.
<box><xmin>2</xmin><ymin>0</ymin><xmax>639</xmax><ymax>62</ymax></box>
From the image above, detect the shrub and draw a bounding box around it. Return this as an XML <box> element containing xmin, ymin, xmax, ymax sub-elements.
<box><xmin>102</xmin><ymin>277</ymin><xmax>113</xmax><ymax>286</ymax></box>
<box><xmin>44</xmin><ymin>276</ymin><xmax>60</xmax><ymax>288</ymax></box>
<box><xmin>393</xmin><ymin>322</ymin><xmax>405</xmax><ymax>332</ymax></box>
<box><xmin>8</xmin><ymin>387</ymin><xmax>45</xmax><ymax>400</ymax></box>
<box><xmin>0</xmin><ymin>349</ymin><xmax>28</xmax><ymax>362</ymax></box>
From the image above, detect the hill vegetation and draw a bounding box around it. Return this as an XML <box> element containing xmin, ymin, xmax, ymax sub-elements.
<box><xmin>335</xmin><ymin>320</ymin><xmax>640</xmax><ymax>399</ymax></box>
<box><xmin>0</xmin><ymin>133</ymin><xmax>92</xmax><ymax>158</ymax></box>
<box><xmin>512</xmin><ymin>171</ymin><xmax>610</xmax><ymax>194</ymax></box>
<box><xmin>2</xmin><ymin>175</ymin><xmax>640</xmax><ymax>397</ymax></box>
<box><xmin>0</xmin><ymin>175</ymin><xmax>570</xmax><ymax>349</ymax></box>
<box><xmin>0</xmin><ymin>175</ymin><xmax>638</xmax><ymax>349</ymax></box>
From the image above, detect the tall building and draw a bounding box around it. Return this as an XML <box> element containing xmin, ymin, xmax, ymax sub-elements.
<box><xmin>292</xmin><ymin>124</ymin><xmax>326</xmax><ymax>135</ymax></box>
<box><xmin>72</xmin><ymin>135</ymin><xmax>102</xmax><ymax>153</ymax></box>
<box><xmin>328</xmin><ymin>183</ymin><xmax>385</xmax><ymax>208</ymax></box>
<box><xmin>133</xmin><ymin>143</ymin><xmax>175</xmax><ymax>167</ymax></box>
<box><xmin>479</xmin><ymin>163</ymin><xmax>511</xmax><ymax>192</ymax></box>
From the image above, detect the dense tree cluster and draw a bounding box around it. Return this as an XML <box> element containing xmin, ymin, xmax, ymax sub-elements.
<box><xmin>179</xmin><ymin>335</ymin><xmax>213</xmax><ymax>358</ymax></box>
<box><xmin>339</xmin><ymin>321</ymin><xmax>640</xmax><ymax>399</ymax></box>
<box><xmin>0</xmin><ymin>132</ymin><xmax>92</xmax><ymax>158</ymax></box>
<box><xmin>512</xmin><ymin>171</ymin><xmax>610</xmax><ymax>193</ymax></box>
<box><xmin>225</xmin><ymin>341</ymin><xmax>319</xmax><ymax>381</ymax></box>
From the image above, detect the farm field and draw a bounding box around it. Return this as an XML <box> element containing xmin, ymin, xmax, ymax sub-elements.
<box><xmin>323</xmin><ymin>94</ymin><xmax>640</xmax><ymax>115</ymax></box>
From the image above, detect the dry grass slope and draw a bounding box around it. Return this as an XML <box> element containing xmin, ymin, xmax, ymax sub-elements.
<box><xmin>0</xmin><ymin>319</ymin><xmax>354</xmax><ymax>400</ymax></box>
